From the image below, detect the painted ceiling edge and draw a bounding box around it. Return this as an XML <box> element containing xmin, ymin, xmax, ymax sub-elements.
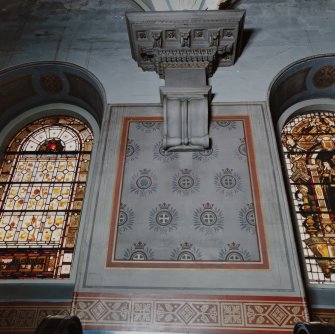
<box><xmin>0</xmin><ymin>61</ymin><xmax>107</xmax><ymax>126</ymax></box>
<box><xmin>267</xmin><ymin>53</ymin><xmax>335</xmax><ymax>122</ymax></box>
<box><xmin>267</xmin><ymin>53</ymin><xmax>335</xmax><ymax>103</ymax></box>
<box><xmin>0</xmin><ymin>61</ymin><xmax>107</xmax><ymax>104</ymax></box>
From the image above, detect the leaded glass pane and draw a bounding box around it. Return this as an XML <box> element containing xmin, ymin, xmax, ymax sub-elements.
<box><xmin>0</xmin><ymin>116</ymin><xmax>93</xmax><ymax>279</ymax></box>
<box><xmin>282</xmin><ymin>112</ymin><xmax>335</xmax><ymax>284</ymax></box>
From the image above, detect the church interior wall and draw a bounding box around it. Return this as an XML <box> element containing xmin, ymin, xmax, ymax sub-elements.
<box><xmin>1</xmin><ymin>0</ymin><xmax>335</xmax><ymax>333</ymax></box>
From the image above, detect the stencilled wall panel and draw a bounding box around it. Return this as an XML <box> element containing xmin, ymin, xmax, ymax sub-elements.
<box><xmin>107</xmin><ymin>116</ymin><xmax>268</xmax><ymax>269</ymax></box>
<box><xmin>76</xmin><ymin>103</ymin><xmax>304</xmax><ymax>297</ymax></box>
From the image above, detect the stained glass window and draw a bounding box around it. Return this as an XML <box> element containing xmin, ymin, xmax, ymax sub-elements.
<box><xmin>282</xmin><ymin>112</ymin><xmax>335</xmax><ymax>284</ymax></box>
<box><xmin>0</xmin><ymin>116</ymin><xmax>93</xmax><ymax>279</ymax></box>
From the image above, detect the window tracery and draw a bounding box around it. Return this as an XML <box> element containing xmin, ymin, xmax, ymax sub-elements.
<box><xmin>282</xmin><ymin>112</ymin><xmax>335</xmax><ymax>284</ymax></box>
<box><xmin>0</xmin><ymin>116</ymin><xmax>93</xmax><ymax>279</ymax></box>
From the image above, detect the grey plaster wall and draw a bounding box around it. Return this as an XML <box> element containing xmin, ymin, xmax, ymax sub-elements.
<box><xmin>75</xmin><ymin>102</ymin><xmax>305</xmax><ymax>299</ymax></box>
<box><xmin>1</xmin><ymin>0</ymin><xmax>335</xmax><ymax>308</ymax></box>
<box><xmin>1</xmin><ymin>0</ymin><xmax>335</xmax><ymax>103</ymax></box>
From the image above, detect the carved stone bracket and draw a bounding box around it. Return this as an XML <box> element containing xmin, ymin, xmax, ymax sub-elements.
<box><xmin>126</xmin><ymin>10</ymin><xmax>245</xmax><ymax>78</ymax></box>
<box><xmin>126</xmin><ymin>10</ymin><xmax>245</xmax><ymax>151</ymax></box>
<box><xmin>161</xmin><ymin>85</ymin><xmax>211</xmax><ymax>151</ymax></box>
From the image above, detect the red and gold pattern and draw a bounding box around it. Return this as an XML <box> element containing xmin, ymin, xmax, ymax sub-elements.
<box><xmin>0</xmin><ymin>301</ymin><xmax>71</xmax><ymax>334</ymax></box>
<box><xmin>72</xmin><ymin>293</ymin><xmax>309</xmax><ymax>333</ymax></box>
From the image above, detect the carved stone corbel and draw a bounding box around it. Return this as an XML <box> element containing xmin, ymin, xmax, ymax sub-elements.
<box><xmin>126</xmin><ymin>10</ymin><xmax>245</xmax><ymax>151</ymax></box>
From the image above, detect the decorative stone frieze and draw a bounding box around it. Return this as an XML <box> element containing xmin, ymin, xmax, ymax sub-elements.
<box><xmin>126</xmin><ymin>11</ymin><xmax>245</xmax><ymax>78</ymax></box>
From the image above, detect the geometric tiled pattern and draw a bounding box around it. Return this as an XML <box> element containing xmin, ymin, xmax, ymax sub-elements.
<box><xmin>0</xmin><ymin>302</ymin><xmax>71</xmax><ymax>333</ymax></box>
<box><xmin>311</xmin><ymin>308</ymin><xmax>335</xmax><ymax>326</ymax></box>
<box><xmin>73</xmin><ymin>293</ymin><xmax>309</xmax><ymax>333</ymax></box>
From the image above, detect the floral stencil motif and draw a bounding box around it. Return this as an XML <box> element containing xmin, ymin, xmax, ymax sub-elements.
<box><xmin>214</xmin><ymin>168</ymin><xmax>242</xmax><ymax>196</ymax></box>
<box><xmin>211</xmin><ymin>120</ymin><xmax>237</xmax><ymax>131</ymax></box>
<box><xmin>130</xmin><ymin>169</ymin><xmax>157</xmax><ymax>197</ymax></box>
<box><xmin>192</xmin><ymin>143</ymin><xmax>219</xmax><ymax>162</ymax></box>
<box><xmin>118</xmin><ymin>203</ymin><xmax>135</xmax><ymax>233</ymax></box>
<box><xmin>136</xmin><ymin>121</ymin><xmax>161</xmax><ymax>133</ymax></box>
<box><xmin>126</xmin><ymin>139</ymin><xmax>140</xmax><ymax>162</ymax></box>
<box><xmin>170</xmin><ymin>242</ymin><xmax>202</xmax><ymax>261</ymax></box>
<box><xmin>153</xmin><ymin>141</ymin><xmax>179</xmax><ymax>162</ymax></box>
<box><xmin>239</xmin><ymin>203</ymin><xmax>256</xmax><ymax>234</ymax></box>
<box><xmin>172</xmin><ymin>169</ymin><xmax>200</xmax><ymax>196</ymax></box>
<box><xmin>149</xmin><ymin>203</ymin><xmax>179</xmax><ymax>234</ymax></box>
<box><xmin>193</xmin><ymin>203</ymin><xmax>224</xmax><ymax>235</ymax></box>
<box><xmin>124</xmin><ymin>241</ymin><xmax>154</xmax><ymax>261</ymax></box>
<box><xmin>235</xmin><ymin>138</ymin><xmax>247</xmax><ymax>161</ymax></box>
<box><xmin>218</xmin><ymin>242</ymin><xmax>251</xmax><ymax>261</ymax></box>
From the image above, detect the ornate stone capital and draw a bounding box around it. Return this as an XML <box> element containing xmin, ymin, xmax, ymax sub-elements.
<box><xmin>126</xmin><ymin>10</ymin><xmax>245</xmax><ymax>78</ymax></box>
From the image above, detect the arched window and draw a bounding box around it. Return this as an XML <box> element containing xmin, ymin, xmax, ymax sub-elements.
<box><xmin>282</xmin><ymin>111</ymin><xmax>335</xmax><ymax>284</ymax></box>
<box><xmin>0</xmin><ymin>116</ymin><xmax>93</xmax><ymax>279</ymax></box>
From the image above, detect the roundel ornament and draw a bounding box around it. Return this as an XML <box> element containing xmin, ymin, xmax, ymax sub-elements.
<box><xmin>239</xmin><ymin>203</ymin><xmax>256</xmax><ymax>234</ymax></box>
<box><xmin>215</xmin><ymin>168</ymin><xmax>242</xmax><ymax>196</ymax></box>
<box><xmin>193</xmin><ymin>203</ymin><xmax>224</xmax><ymax>235</ymax></box>
<box><xmin>148</xmin><ymin>203</ymin><xmax>179</xmax><ymax>234</ymax></box>
<box><xmin>172</xmin><ymin>169</ymin><xmax>200</xmax><ymax>196</ymax></box>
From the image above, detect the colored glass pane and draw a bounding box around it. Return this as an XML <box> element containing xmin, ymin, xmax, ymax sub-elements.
<box><xmin>0</xmin><ymin>116</ymin><xmax>93</xmax><ymax>279</ymax></box>
<box><xmin>282</xmin><ymin>112</ymin><xmax>335</xmax><ymax>284</ymax></box>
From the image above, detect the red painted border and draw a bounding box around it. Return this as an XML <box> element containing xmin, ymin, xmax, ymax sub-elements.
<box><xmin>106</xmin><ymin>116</ymin><xmax>269</xmax><ymax>270</ymax></box>
<box><xmin>73</xmin><ymin>292</ymin><xmax>308</xmax><ymax>334</ymax></box>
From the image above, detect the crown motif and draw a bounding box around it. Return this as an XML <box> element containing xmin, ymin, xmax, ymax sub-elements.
<box><xmin>202</xmin><ymin>202</ymin><xmax>214</xmax><ymax>210</ymax></box>
<box><xmin>180</xmin><ymin>168</ymin><xmax>192</xmax><ymax>175</ymax></box>
<box><xmin>120</xmin><ymin>203</ymin><xmax>127</xmax><ymax>210</ymax></box>
<box><xmin>246</xmin><ymin>203</ymin><xmax>254</xmax><ymax>210</ymax></box>
<box><xmin>139</xmin><ymin>169</ymin><xmax>151</xmax><ymax>175</ymax></box>
<box><xmin>222</xmin><ymin>168</ymin><xmax>233</xmax><ymax>175</ymax></box>
<box><xmin>128</xmin><ymin>139</ymin><xmax>134</xmax><ymax>144</ymax></box>
<box><xmin>158</xmin><ymin>202</ymin><xmax>170</xmax><ymax>210</ymax></box>
<box><xmin>134</xmin><ymin>241</ymin><xmax>146</xmax><ymax>249</ymax></box>
<box><xmin>239</xmin><ymin>138</ymin><xmax>245</xmax><ymax>144</ymax></box>
<box><xmin>180</xmin><ymin>242</ymin><xmax>192</xmax><ymax>250</ymax></box>
<box><xmin>228</xmin><ymin>242</ymin><xmax>240</xmax><ymax>250</ymax></box>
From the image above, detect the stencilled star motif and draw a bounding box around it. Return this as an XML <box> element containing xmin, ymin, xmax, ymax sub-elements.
<box><xmin>218</xmin><ymin>242</ymin><xmax>251</xmax><ymax>262</ymax></box>
<box><xmin>235</xmin><ymin>138</ymin><xmax>248</xmax><ymax>161</ymax></box>
<box><xmin>130</xmin><ymin>169</ymin><xmax>158</xmax><ymax>197</ymax></box>
<box><xmin>170</xmin><ymin>242</ymin><xmax>202</xmax><ymax>261</ymax></box>
<box><xmin>125</xmin><ymin>139</ymin><xmax>140</xmax><ymax>162</ymax></box>
<box><xmin>153</xmin><ymin>141</ymin><xmax>179</xmax><ymax>162</ymax></box>
<box><xmin>136</xmin><ymin>121</ymin><xmax>161</xmax><ymax>133</ymax></box>
<box><xmin>118</xmin><ymin>203</ymin><xmax>135</xmax><ymax>233</ymax></box>
<box><xmin>193</xmin><ymin>203</ymin><xmax>224</xmax><ymax>235</ymax></box>
<box><xmin>192</xmin><ymin>143</ymin><xmax>219</xmax><ymax>162</ymax></box>
<box><xmin>211</xmin><ymin>120</ymin><xmax>237</xmax><ymax>131</ymax></box>
<box><xmin>172</xmin><ymin>169</ymin><xmax>200</xmax><ymax>196</ymax></box>
<box><xmin>123</xmin><ymin>241</ymin><xmax>155</xmax><ymax>261</ymax></box>
<box><xmin>239</xmin><ymin>203</ymin><xmax>257</xmax><ymax>234</ymax></box>
<box><xmin>148</xmin><ymin>202</ymin><xmax>180</xmax><ymax>234</ymax></box>
<box><xmin>214</xmin><ymin>168</ymin><xmax>242</xmax><ymax>196</ymax></box>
